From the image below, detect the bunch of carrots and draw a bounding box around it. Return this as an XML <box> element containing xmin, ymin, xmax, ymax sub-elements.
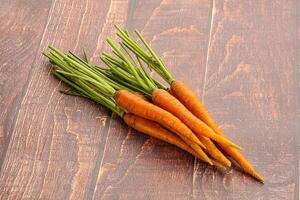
<box><xmin>43</xmin><ymin>25</ymin><xmax>263</xmax><ymax>182</ymax></box>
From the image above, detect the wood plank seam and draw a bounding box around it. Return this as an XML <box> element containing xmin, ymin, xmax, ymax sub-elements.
<box><xmin>294</xmin><ymin>0</ymin><xmax>299</xmax><ymax>199</ymax></box>
<box><xmin>87</xmin><ymin>111</ymin><xmax>113</xmax><ymax>200</ymax></box>
<box><xmin>192</xmin><ymin>0</ymin><xmax>215</xmax><ymax>198</ymax></box>
<box><xmin>85</xmin><ymin>0</ymin><xmax>115</xmax><ymax>196</ymax></box>
<box><xmin>124</xmin><ymin>0</ymin><xmax>137</xmax><ymax>32</ymax></box>
<box><xmin>87</xmin><ymin>0</ymin><xmax>135</xmax><ymax>199</ymax></box>
<box><xmin>192</xmin><ymin>1</ymin><xmax>298</xmax><ymax>199</ymax></box>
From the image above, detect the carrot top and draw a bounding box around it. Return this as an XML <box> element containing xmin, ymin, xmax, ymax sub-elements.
<box><xmin>100</xmin><ymin>27</ymin><xmax>171</xmax><ymax>96</ymax></box>
<box><xmin>100</xmin><ymin>37</ymin><xmax>168</xmax><ymax>96</ymax></box>
<box><xmin>113</xmin><ymin>25</ymin><xmax>174</xmax><ymax>85</ymax></box>
<box><xmin>42</xmin><ymin>47</ymin><xmax>125</xmax><ymax>117</ymax></box>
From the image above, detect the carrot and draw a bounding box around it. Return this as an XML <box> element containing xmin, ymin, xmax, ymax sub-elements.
<box><xmin>181</xmin><ymin>136</ymin><xmax>212</xmax><ymax>165</ymax></box>
<box><xmin>132</xmin><ymin>83</ymin><xmax>232</xmax><ymax>166</ymax></box>
<box><xmin>160</xmin><ymin>89</ymin><xmax>230</xmax><ymax>166</ymax></box>
<box><xmin>115</xmin><ymin>90</ymin><xmax>205</xmax><ymax>149</ymax></box>
<box><xmin>171</xmin><ymin>80</ymin><xmax>263</xmax><ymax>182</ymax></box>
<box><xmin>198</xmin><ymin>135</ymin><xmax>231</xmax><ymax>167</ymax></box>
<box><xmin>152</xmin><ymin>89</ymin><xmax>241</xmax><ymax>150</ymax></box>
<box><xmin>171</xmin><ymin>88</ymin><xmax>230</xmax><ymax>166</ymax></box>
<box><xmin>123</xmin><ymin>113</ymin><xmax>189</xmax><ymax>151</ymax></box>
<box><xmin>170</xmin><ymin>80</ymin><xmax>217</xmax><ymax>130</ymax></box>
<box><xmin>124</xmin><ymin>113</ymin><xmax>212</xmax><ymax>165</ymax></box>
<box><xmin>169</xmin><ymin>88</ymin><xmax>231</xmax><ymax>166</ymax></box>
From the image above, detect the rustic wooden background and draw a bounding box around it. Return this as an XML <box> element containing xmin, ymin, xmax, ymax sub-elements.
<box><xmin>0</xmin><ymin>0</ymin><xmax>299</xmax><ymax>199</ymax></box>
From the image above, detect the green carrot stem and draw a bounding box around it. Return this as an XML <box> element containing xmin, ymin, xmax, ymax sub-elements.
<box><xmin>135</xmin><ymin>30</ymin><xmax>173</xmax><ymax>84</ymax></box>
<box><xmin>44</xmin><ymin>46</ymin><xmax>151</xmax><ymax>117</ymax></box>
<box><xmin>60</xmin><ymin>89</ymin><xmax>88</xmax><ymax>98</ymax></box>
<box><xmin>113</xmin><ymin>26</ymin><xmax>174</xmax><ymax>84</ymax></box>
<box><xmin>45</xmin><ymin>51</ymin><xmax>115</xmax><ymax>98</ymax></box>
<box><xmin>49</xmin><ymin>46</ymin><xmax>116</xmax><ymax>96</ymax></box>
<box><xmin>52</xmin><ymin>70</ymin><xmax>124</xmax><ymax>118</ymax></box>
<box><xmin>120</xmin><ymin>43</ymin><xmax>138</xmax><ymax>67</ymax></box>
<box><xmin>101</xmin><ymin>57</ymin><xmax>138</xmax><ymax>86</ymax></box>
<box><xmin>55</xmin><ymin>70</ymin><xmax>114</xmax><ymax>95</ymax></box>
<box><xmin>106</xmin><ymin>39</ymin><xmax>150</xmax><ymax>91</ymax></box>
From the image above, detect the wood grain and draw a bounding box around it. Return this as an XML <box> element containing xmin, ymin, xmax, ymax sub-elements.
<box><xmin>0</xmin><ymin>0</ymin><xmax>298</xmax><ymax>199</ymax></box>
<box><xmin>0</xmin><ymin>0</ymin><xmax>51</xmax><ymax>164</ymax></box>
<box><xmin>93</xmin><ymin>0</ymin><xmax>212</xmax><ymax>199</ymax></box>
<box><xmin>0</xmin><ymin>0</ymin><xmax>129</xmax><ymax>199</ymax></box>
<box><xmin>192</xmin><ymin>0</ymin><xmax>299</xmax><ymax>199</ymax></box>
<box><xmin>297</xmin><ymin>1</ymin><xmax>300</xmax><ymax>199</ymax></box>
<box><xmin>294</xmin><ymin>1</ymin><xmax>300</xmax><ymax>199</ymax></box>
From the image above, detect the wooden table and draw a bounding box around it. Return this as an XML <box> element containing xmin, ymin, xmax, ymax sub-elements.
<box><xmin>0</xmin><ymin>0</ymin><xmax>299</xmax><ymax>199</ymax></box>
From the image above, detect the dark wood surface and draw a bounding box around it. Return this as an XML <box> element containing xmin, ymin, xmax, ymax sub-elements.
<box><xmin>0</xmin><ymin>0</ymin><xmax>298</xmax><ymax>199</ymax></box>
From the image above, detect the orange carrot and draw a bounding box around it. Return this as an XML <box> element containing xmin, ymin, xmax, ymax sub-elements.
<box><xmin>155</xmin><ymin>118</ymin><xmax>212</xmax><ymax>165</ymax></box>
<box><xmin>135</xmin><ymin>89</ymin><xmax>229</xmax><ymax>166</ymax></box>
<box><xmin>152</xmin><ymin>89</ymin><xmax>241</xmax><ymax>150</ymax></box>
<box><xmin>170</xmin><ymin>91</ymin><xmax>230</xmax><ymax>166</ymax></box>
<box><xmin>181</xmin><ymin>136</ymin><xmax>212</xmax><ymax>165</ymax></box>
<box><xmin>171</xmin><ymin>80</ymin><xmax>218</xmax><ymax>130</ymax></box>
<box><xmin>198</xmin><ymin>136</ymin><xmax>231</xmax><ymax>167</ymax></box>
<box><xmin>168</xmin><ymin>91</ymin><xmax>230</xmax><ymax>166</ymax></box>
<box><xmin>124</xmin><ymin>114</ymin><xmax>212</xmax><ymax>165</ymax></box>
<box><xmin>115</xmin><ymin>90</ymin><xmax>206</xmax><ymax>149</ymax></box>
<box><xmin>169</xmin><ymin>92</ymin><xmax>231</xmax><ymax>166</ymax></box>
<box><xmin>123</xmin><ymin>113</ymin><xmax>189</xmax><ymax>151</ymax></box>
<box><xmin>171</xmin><ymin>80</ymin><xmax>263</xmax><ymax>182</ymax></box>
